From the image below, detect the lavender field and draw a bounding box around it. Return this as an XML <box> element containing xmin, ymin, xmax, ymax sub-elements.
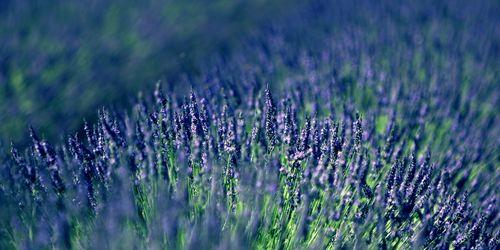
<box><xmin>0</xmin><ymin>0</ymin><xmax>499</xmax><ymax>249</ymax></box>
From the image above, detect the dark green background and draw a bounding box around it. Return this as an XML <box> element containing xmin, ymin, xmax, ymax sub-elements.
<box><xmin>0</xmin><ymin>0</ymin><xmax>298</xmax><ymax>145</ymax></box>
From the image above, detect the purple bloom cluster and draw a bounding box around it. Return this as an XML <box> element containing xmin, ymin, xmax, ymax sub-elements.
<box><xmin>0</xmin><ymin>0</ymin><xmax>498</xmax><ymax>248</ymax></box>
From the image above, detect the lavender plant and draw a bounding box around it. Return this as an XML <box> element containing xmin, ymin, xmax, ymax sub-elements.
<box><xmin>0</xmin><ymin>0</ymin><xmax>498</xmax><ymax>249</ymax></box>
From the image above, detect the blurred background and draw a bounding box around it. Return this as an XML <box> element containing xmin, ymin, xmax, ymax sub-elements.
<box><xmin>0</xmin><ymin>0</ymin><xmax>299</xmax><ymax>145</ymax></box>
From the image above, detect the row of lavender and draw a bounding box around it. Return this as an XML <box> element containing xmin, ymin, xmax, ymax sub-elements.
<box><xmin>1</xmin><ymin>0</ymin><xmax>498</xmax><ymax>248</ymax></box>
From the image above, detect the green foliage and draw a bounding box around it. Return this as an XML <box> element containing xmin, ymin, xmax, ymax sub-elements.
<box><xmin>0</xmin><ymin>0</ymin><xmax>498</xmax><ymax>249</ymax></box>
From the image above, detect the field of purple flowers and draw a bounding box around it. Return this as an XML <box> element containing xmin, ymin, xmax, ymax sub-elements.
<box><xmin>0</xmin><ymin>0</ymin><xmax>498</xmax><ymax>249</ymax></box>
